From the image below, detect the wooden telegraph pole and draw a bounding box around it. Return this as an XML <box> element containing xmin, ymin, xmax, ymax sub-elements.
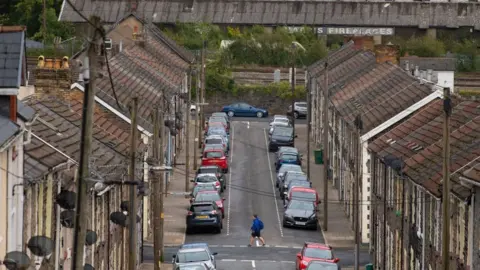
<box><xmin>441</xmin><ymin>87</ymin><xmax>452</xmax><ymax>270</ymax></box>
<box><xmin>152</xmin><ymin>107</ymin><xmax>161</xmax><ymax>270</ymax></box>
<box><xmin>354</xmin><ymin>114</ymin><xmax>363</xmax><ymax>270</ymax></box>
<box><xmin>306</xmin><ymin>73</ymin><xmax>311</xmax><ymax>180</ymax></box>
<box><xmin>322</xmin><ymin>61</ymin><xmax>329</xmax><ymax>231</ymax></box>
<box><xmin>128</xmin><ymin>97</ymin><xmax>139</xmax><ymax>270</ymax></box>
<box><xmin>158</xmin><ymin>106</ymin><xmax>166</xmax><ymax>263</ymax></box>
<box><xmin>71</xmin><ymin>16</ymin><xmax>103</xmax><ymax>270</ymax></box>
<box><xmin>185</xmin><ymin>68</ymin><xmax>192</xmax><ymax>192</ymax></box>
<box><xmin>193</xmin><ymin>65</ymin><xmax>199</xmax><ymax>171</ymax></box>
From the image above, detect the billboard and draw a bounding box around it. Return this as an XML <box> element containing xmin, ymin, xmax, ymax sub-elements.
<box><xmin>316</xmin><ymin>27</ymin><xmax>395</xmax><ymax>36</ymax></box>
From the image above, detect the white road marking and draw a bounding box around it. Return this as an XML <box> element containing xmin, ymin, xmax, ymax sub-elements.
<box><xmin>210</xmin><ymin>245</ymin><xmax>219</xmax><ymax>247</ymax></box>
<box><xmin>247</xmin><ymin>121</ymin><xmax>250</xmax><ymax>129</ymax></box>
<box><xmin>221</xmin><ymin>259</ymin><xmax>237</xmax><ymax>262</ymax></box>
<box><xmin>263</xmin><ymin>128</ymin><xmax>284</xmax><ymax>237</ymax></box>
<box><xmin>252</xmin><ymin>260</ymin><xmax>256</xmax><ymax>268</ymax></box>
<box><xmin>318</xmin><ymin>220</ymin><xmax>329</xmax><ymax>245</ymax></box>
<box><xmin>241</xmin><ymin>260</ymin><xmax>252</xmax><ymax>262</ymax></box>
<box><xmin>223</xmin><ymin>245</ymin><xmax>235</xmax><ymax>247</ymax></box>
<box><xmin>275</xmin><ymin>245</ymin><xmax>289</xmax><ymax>248</ymax></box>
<box><xmin>227</xmin><ymin>124</ymin><xmax>234</xmax><ymax>236</ymax></box>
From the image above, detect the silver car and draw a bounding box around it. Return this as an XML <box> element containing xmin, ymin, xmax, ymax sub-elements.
<box><xmin>172</xmin><ymin>244</ymin><xmax>217</xmax><ymax>269</ymax></box>
<box><xmin>174</xmin><ymin>262</ymin><xmax>215</xmax><ymax>270</ymax></box>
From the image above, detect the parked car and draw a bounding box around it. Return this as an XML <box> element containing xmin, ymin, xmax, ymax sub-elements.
<box><xmin>275</xmin><ymin>152</ymin><xmax>302</xmax><ymax>171</ymax></box>
<box><xmin>186</xmin><ymin>202</ymin><xmax>223</xmax><ymax>234</ymax></box>
<box><xmin>269</xmin><ymin>116</ymin><xmax>291</xmax><ymax>127</ymax></box>
<box><xmin>172</xmin><ymin>242</ymin><xmax>218</xmax><ymax>268</ymax></box>
<box><xmin>276</xmin><ymin>164</ymin><xmax>303</xmax><ymax>188</ymax></box>
<box><xmin>269</xmin><ymin>121</ymin><xmax>290</xmax><ymax>136</ymax></box>
<box><xmin>221</xmin><ymin>102</ymin><xmax>268</xmax><ymax>118</ymax></box>
<box><xmin>285</xmin><ymin>187</ymin><xmax>320</xmax><ymax>205</ymax></box>
<box><xmin>197</xmin><ymin>165</ymin><xmax>227</xmax><ymax>190</ymax></box>
<box><xmin>276</xmin><ymin>146</ymin><xmax>299</xmax><ymax>158</ymax></box>
<box><xmin>280</xmin><ymin>171</ymin><xmax>308</xmax><ymax>195</ymax></box>
<box><xmin>201</xmin><ymin>148</ymin><xmax>229</xmax><ymax>173</ymax></box>
<box><xmin>286</xmin><ymin>180</ymin><xmax>312</xmax><ymax>194</ymax></box>
<box><xmin>207</xmin><ymin>117</ymin><xmax>229</xmax><ymax>133</ymax></box>
<box><xmin>191</xmin><ymin>173</ymin><xmax>222</xmax><ymax>192</ymax></box>
<box><xmin>287</xmin><ymin>101</ymin><xmax>308</xmax><ymax>119</ymax></box>
<box><xmin>192</xmin><ymin>190</ymin><xmax>225</xmax><ymax>217</ymax></box>
<box><xmin>174</xmin><ymin>263</ymin><xmax>214</xmax><ymax>270</ymax></box>
<box><xmin>204</xmin><ymin>135</ymin><xmax>228</xmax><ymax>154</ymax></box>
<box><xmin>296</xmin><ymin>242</ymin><xmax>338</xmax><ymax>270</ymax></box>
<box><xmin>190</xmin><ymin>184</ymin><xmax>218</xmax><ymax>203</ymax></box>
<box><xmin>268</xmin><ymin>126</ymin><xmax>296</xmax><ymax>152</ymax></box>
<box><xmin>283</xmin><ymin>200</ymin><xmax>318</xmax><ymax>230</ymax></box>
<box><xmin>306</xmin><ymin>260</ymin><xmax>341</xmax><ymax>270</ymax></box>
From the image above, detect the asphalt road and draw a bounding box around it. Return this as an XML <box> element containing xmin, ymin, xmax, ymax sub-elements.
<box><xmin>143</xmin><ymin>117</ymin><xmax>370</xmax><ymax>268</ymax></box>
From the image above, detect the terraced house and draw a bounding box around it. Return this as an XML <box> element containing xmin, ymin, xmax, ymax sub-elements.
<box><xmin>308</xmin><ymin>40</ymin><xmax>444</xmax><ymax>245</ymax></box>
<box><xmin>368</xmin><ymin>95</ymin><xmax>480</xmax><ymax>270</ymax></box>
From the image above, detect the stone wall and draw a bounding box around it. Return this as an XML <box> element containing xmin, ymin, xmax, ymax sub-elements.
<box><xmin>205</xmin><ymin>89</ymin><xmax>305</xmax><ymax>115</ymax></box>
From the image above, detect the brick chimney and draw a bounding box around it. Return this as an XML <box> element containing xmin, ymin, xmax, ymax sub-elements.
<box><xmin>344</xmin><ymin>36</ymin><xmax>374</xmax><ymax>51</ymax></box>
<box><xmin>34</xmin><ymin>55</ymin><xmax>72</xmax><ymax>99</ymax></box>
<box><xmin>374</xmin><ymin>44</ymin><xmax>399</xmax><ymax>65</ymax></box>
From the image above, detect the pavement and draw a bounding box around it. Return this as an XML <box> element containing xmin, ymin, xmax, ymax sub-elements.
<box><xmin>141</xmin><ymin>117</ymin><xmax>370</xmax><ymax>270</ymax></box>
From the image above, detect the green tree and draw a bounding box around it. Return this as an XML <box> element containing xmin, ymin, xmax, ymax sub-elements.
<box><xmin>401</xmin><ymin>36</ymin><xmax>446</xmax><ymax>57</ymax></box>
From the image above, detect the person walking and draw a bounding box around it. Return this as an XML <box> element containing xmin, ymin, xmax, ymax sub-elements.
<box><xmin>249</xmin><ymin>214</ymin><xmax>266</xmax><ymax>247</ymax></box>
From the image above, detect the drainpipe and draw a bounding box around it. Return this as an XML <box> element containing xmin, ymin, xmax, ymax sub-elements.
<box><xmin>54</xmin><ymin>178</ymin><xmax>62</xmax><ymax>270</ymax></box>
<box><xmin>422</xmin><ymin>194</ymin><xmax>426</xmax><ymax>270</ymax></box>
<box><xmin>167</xmin><ymin>130</ymin><xmax>172</xmax><ymax>183</ymax></box>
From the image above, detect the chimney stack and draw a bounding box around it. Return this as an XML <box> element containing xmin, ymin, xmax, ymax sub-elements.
<box><xmin>34</xmin><ymin>55</ymin><xmax>72</xmax><ymax>99</ymax></box>
<box><xmin>374</xmin><ymin>44</ymin><xmax>399</xmax><ymax>64</ymax></box>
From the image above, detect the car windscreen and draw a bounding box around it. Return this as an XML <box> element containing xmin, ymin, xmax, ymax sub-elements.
<box><xmin>207</xmin><ymin>129</ymin><xmax>226</xmax><ymax>136</ymax></box>
<box><xmin>193</xmin><ymin>185</ymin><xmax>216</xmax><ymax>196</ymax></box>
<box><xmin>292</xmin><ymin>191</ymin><xmax>316</xmax><ymax>201</ymax></box>
<box><xmin>279</xmin><ymin>165</ymin><xmax>302</xmax><ymax>174</ymax></box>
<box><xmin>199</xmin><ymin>168</ymin><xmax>218</xmax><ymax>174</ymax></box>
<box><xmin>204</xmin><ymin>151</ymin><xmax>223</xmax><ymax>158</ymax></box>
<box><xmin>195</xmin><ymin>192</ymin><xmax>221</xmax><ymax>202</ymax></box>
<box><xmin>288</xmin><ymin>200</ymin><xmax>315</xmax><ymax>210</ymax></box>
<box><xmin>176</xmin><ymin>251</ymin><xmax>210</xmax><ymax>263</ymax></box>
<box><xmin>196</xmin><ymin>175</ymin><xmax>218</xmax><ymax>183</ymax></box>
<box><xmin>306</xmin><ymin>261</ymin><xmax>337</xmax><ymax>270</ymax></box>
<box><xmin>272</xmin><ymin>127</ymin><xmax>293</xmax><ymax>137</ymax></box>
<box><xmin>274</xmin><ymin>118</ymin><xmax>289</xmax><ymax>124</ymax></box>
<box><xmin>289</xmin><ymin>181</ymin><xmax>311</xmax><ymax>189</ymax></box>
<box><xmin>279</xmin><ymin>154</ymin><xmax>297</xmax><ymax>161</ymax></box>
<box><xmin>286</xmin><ymin>174</ymin><xmax>308</xmax><ymax>182</ymax></box>
<box><xmin>206</xmin><ymin>138</ymin><xmax>223</xmax><ymax>145</ymax></box>
<box><xmin>191</xmin><ymin>204</ymin><xmax>214</xmax><ymax>212</ymax></box>
<box><xmin>304</xmin><ymin>247</ymin><xmax>333</xmax><ymax>259</ymax></box>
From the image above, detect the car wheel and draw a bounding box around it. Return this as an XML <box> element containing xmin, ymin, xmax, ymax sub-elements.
<box><xmin>190</xmin><ymin>109</ymin><xmax>196</xmax><ymax>114</ymax></box>
<box><xmin>227</xmin><ymin>111</ymin><xmax>235</xmax><ymax>117</ymax></box>
<box><xmin>256</xmin><ymin>111</ymin><xmax>263</xmax><ymax>118</ymax></box>
<box><xmin>294</xmin><ymin>111</ymin><xmax>299</xmax><ymax>119</ymax></box>
<box><xmin>275</xmin><ymin>182</ymin><xmax>278</xmax><ymax>187</ymax></box>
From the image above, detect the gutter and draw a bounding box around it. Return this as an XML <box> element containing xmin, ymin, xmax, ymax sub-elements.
<box><xmin>0</xmin><ymin>129</ymin><xmax>25</xmax><ymax>153</ymax></box>
<box><xmin>460</xmin><ymin>176</ymin><xmax>480</xmax><ymax>188</ymax></box>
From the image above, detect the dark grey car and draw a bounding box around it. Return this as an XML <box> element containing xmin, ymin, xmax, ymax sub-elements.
<box><xmin>283</xmin><ymin>200</ymin><xmax>318</xmax><ymax>230</ymax></box>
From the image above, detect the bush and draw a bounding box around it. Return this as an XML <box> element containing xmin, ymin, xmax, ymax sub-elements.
<box><xmin>234</xmin><ymin>82</ymin><xmax>305</xmax><ymax>100</ymax></box>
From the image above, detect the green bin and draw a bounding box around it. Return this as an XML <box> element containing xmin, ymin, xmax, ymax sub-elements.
<box><xmin>314</xmin><ymin>149</ymin><xmax>324</xmax><ymax>164</ymax></box>
<box><xmin>365</xmin><ymin>263</ymin><xmax>374</xmax><ymax>270</ymax></box>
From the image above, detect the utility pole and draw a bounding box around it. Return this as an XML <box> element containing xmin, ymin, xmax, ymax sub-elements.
<box><xmin>185</xmin><ymin>68</ymin><xmax>193</xmax><ymax>192</ymax></box>
<box><xmin>71</xmin><ymin>16</ymin><xmax>102</xmax><ymax>270</ymax></box>
<box><xmin>441</xmin><ymin>87</ymin><xmax>452</xmax><ymax>270</ymax></box>
<box><xmin>152</xmin><ymin>107</ymin><xmax>161</xmax><ymax>270</ymax></box>
<box><xmin>158</xmin><ymin>107</ymin><xmax>166</xmax><ymax>264</ymax></box>
<box><xmin>128</xmin><ymin>97</ymin><xmax>139</xmax><ymax>270</ymax></box>
<box><xmin>306</xmin><ymin>73</ymin><xmax>311</xmax><ymax>180</ymax></box>
<box><xmin>42</xmin><ymin>0</ymin><xmax>47</xmax><ymax>43</ymax></box>
<box><xmin>354</xmin><ymin>114</ymin><xmax>363</xmax><ymax>270</ymax></box>
<box><xmin>291</xmin><ymin>47</ymin><xmax>296</xmax><ymax>129</ymax></box>
<box><xmin>199</xmin><ymin>42</ymin><xmax>207</xmax><ymax>147</ymax></box>
<box><xmin>322</xmin><ymin>61</ymin><xmax>329</xmax><ymax>231</ymax></box>
<box><xmin>193</xmin><ymin>65</ymin><xmax>200</xmax><ymax>170</ymax></box>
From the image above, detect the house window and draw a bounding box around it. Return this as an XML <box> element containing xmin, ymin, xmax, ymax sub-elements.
<box><xmin>366</xmin><ymin>158</ymin><xmax>371</xmax><ymax>173</ymax></box>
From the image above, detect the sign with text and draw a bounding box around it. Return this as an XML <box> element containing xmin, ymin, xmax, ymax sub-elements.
<box><xmin>316</xmin><ymin>27</ymin><xmax>395</xmax><ymax>36</ymax></box>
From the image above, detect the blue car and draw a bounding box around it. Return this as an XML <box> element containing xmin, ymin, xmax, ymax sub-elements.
<box><xmin>275</xmin><ymin>152</ymin><xmax>302</xmax><ymax>171</ymax></box>
<box><xmin>221</xmin><ymin>102</ymin><xmax>268</xmax><ymax>118</ymax></box>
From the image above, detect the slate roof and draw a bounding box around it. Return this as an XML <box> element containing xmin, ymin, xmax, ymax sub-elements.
<box><xmin>24</xmin><ymin>136</ymin><xmax>71</xmax><ymax>180</ymax></box>
<box><xmin>0</xmin><ymin>114</ymin><xmax>19</xmax><ymax>146</ymax></box>
<box><xmin>368</xmin><ymin>98</ymin><xmax>480</xmax><ymax>199</ymax></box>
<box><xmin>95</xmin><ymin>46</ymin><xmax>179</xmax><ymax>132</ymax></box>
<box><xmin>0</xmin><ymin>29</ymin><xmax>25</xmax><ymax>88</ymax></box>
<box><xmin>24</xmin><ymin>94</ymin><xmax>145</xmax><ymax>181</ymax></box>
<box><xmin>463</xmin><ymin>163</ymin><xmax>480</xmax><ymax>182</ymax></box>
<box><xmin>58</xmin><ymin>1</ymin><xmax>480</xmax><ymax>28</ymax></box>
<box><xmin>308</xmin><ymin>41</ymin><xmax>358</xmax><ymax>77</ymax></box>
<box><xmin>399</xmin><ymin>56</ymin><xmax>456</xmax><ymax>72</ymax></box>
<box><xmin>330</xmin><ymin>62</ymin><xmax>435</xmax><ymax>133</ymax></box>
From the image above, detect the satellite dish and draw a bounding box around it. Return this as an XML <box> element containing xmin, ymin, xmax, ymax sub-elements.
<box><xmin>93</xmin><ymin>182</ymin><xmax>107</xmax><ymax>193</ymax></box>
<box><xmin>110</xmin><ymin>212</ymin><xmax>127</xmax><ymax>227</ymax></box>
<box><xmin>164</xmin><ymin>119</ymin><xmax>174</xmax><ymax>128</ymax></box>
<box><xmin>56</xmin><ymin>190</ymin><xmax>76</xmax><ymax>210</ymax></box>
<box><xmin>60</xmin><ymin>210</ymin><xmax>75</xmax><ymax>228</ymax></box>
<box><xmin>170</xmin><ymin>129</ymin><xmax>178</xmax><ymax>136</ymax></box>
<box><xmin>84</xmin><ymin>264</ymin><xmax>95</xmax><ymax>270</ymax></box>
<box><xmin>85</xmin><ymin>230</ymin><xmax>98</xmax><ymax>246</ymax></box>
<box><xmin>3</xmin><ymin>251</ymin><xmax>30</xmax><ymax>270</ymax></box>
<box><xmin>27</xmin><ymin>236</ymin><xmax>54</xmax><ymax>257</ymax></box>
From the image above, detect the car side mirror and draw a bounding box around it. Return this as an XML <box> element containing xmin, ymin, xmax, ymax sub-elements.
<box><xmin>190</xmin><ymin>179</ymin><xmax>195</xmax><ymax>182</ymax></box>
<box><xmin>334</xmin><ymin>258</ymin><xmax>340</xmax><ymax>262</ymax></box>
<box><xmin>172</xmin><ymin>255</ymin><xmax>176</xmax><ymax>258</ymax></box>
<box><xmin>222</xmin><ymin>198</ymin><xmax>226</xmax><ymax>201</ymax></box>
<box><xmin>212</xmin><ymin>252</ymin><xmax>218</xmax><ymax>256</ymax></box>
<box><xmin>295</xmin><ymin>135</ymin><xmax>298</xmax><ymax>138</ymax></box>
<box><xmin>296</xmin><ymin>253</ymin><xmax>301</xmax><ymax>258</ymax></box>
<box><xmin>249</xmin><ymin>106</ymin><xmax>252</xmax><ymax>109</ymax></box>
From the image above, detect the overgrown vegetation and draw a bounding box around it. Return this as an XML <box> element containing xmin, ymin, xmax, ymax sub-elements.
<box><xmin>1</xmin><ymin>0</ymin><xmax>76</xmax><ymax>55</ymax></box>
<box><xmin>234</xmin><ymin>82</ymin><xmax>306</xmax><ymax>100</ymax></box>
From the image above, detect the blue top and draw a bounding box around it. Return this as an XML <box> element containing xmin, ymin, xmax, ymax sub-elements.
<box><xmin>251</xmin><ymin>218</ymin><xmax>262</xmax><ymax>233</ymax></box>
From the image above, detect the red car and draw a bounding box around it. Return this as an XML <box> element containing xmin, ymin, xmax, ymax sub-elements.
<box><xmin>202</xmin><ymin>149</ymin><xmax>229</xmax><ymax>173</ymax></box>
<box><xmin>192</xmin><ymin>190</ymin><xmax>225</xmax><ymax>217</ymax></box>
<box><xmin>296</xmin><ymin>242</ymin><xmax>339</xmax><ymax>270</ymax></box>
<box><xmin>286</xmin><ymin>187</ymin><xmax>321</xmax><ymax>205</ymax></box>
